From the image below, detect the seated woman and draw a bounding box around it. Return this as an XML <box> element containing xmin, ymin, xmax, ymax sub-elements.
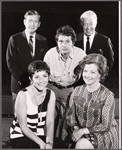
<box><xmin>9</xmin><ymin>60</ymin><xmax>66</xmax><ymax>149</ymax></box>
<box><xmin>66</xmin><ymin>53</ymin><xmax>118</xmax><ymax>149</ymax></box>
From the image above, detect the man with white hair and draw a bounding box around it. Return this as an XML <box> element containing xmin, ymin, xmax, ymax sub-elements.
<box><xmin>75</xmin><ymin>10</ymin><xmax>114</xmax><ymax>71</ymax></box>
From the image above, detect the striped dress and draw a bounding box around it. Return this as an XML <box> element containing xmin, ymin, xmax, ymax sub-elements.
<box><xmin>10</xmin><ymin>88</ymin><xmax>51</xmax><ymax>139</ymax></box>
<box><xmin>66</xmin><ymin>84</ymin><xmax>119</xmax><ymax>149</ymax></box>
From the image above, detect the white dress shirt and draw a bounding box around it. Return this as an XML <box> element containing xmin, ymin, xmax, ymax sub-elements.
<box><xmin>84</xmin><ymin>32</ymin><xmax>95</xmax><ymax>53</ymax></box>
<box><xmin>44</xmin><ymin>46</ymin><xmax>86</xmax><ymax>86</ymax></box>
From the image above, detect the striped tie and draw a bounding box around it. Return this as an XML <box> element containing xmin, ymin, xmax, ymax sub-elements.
<box><xmin>29</xmin><ymin>36</ymin><xmax>33</xmax><ymax>54</ymax></box>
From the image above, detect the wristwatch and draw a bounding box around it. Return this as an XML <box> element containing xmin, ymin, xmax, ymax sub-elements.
<box><xmin>46</xmin><ymin>142</ymin><xmax>53</xmax><ymax>147</ymax></box>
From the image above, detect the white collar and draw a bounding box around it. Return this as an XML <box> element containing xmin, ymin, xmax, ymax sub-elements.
<box><xmin>84</xmin><ymin>31</ymin><xmax>95</xmax><ymax>41</ymax></box>
<box><xmin>25</xmin><ymin>30</ymin><xmax>36</xmax><ymax>42</ymax></box>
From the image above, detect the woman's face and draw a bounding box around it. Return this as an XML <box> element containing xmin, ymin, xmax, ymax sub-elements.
<box><xmin>82</xmin><ymin>63</ymin><xmax>100</xmax><ymax>86</ymax></box>
<box><xmin>31</xmin><ymin>70</ymin><xmax>49</xmax><ymax>91</ymax></box>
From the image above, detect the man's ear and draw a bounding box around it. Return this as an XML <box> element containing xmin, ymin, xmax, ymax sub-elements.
<box><xmin>38</xmin><ymin>21</ymin><xmax>41</xmax><ymax>28</ymax></box>
<box><xmin>23</xmin><ymin>19</ymin><xmax>26</xmax><ymax>25</ymax></box>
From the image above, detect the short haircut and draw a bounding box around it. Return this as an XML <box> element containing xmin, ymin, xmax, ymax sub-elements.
<box><xmin>55</xmin><ymin>25</ymin><xmax>76</xmax><ymax>44</ymax></box>
<box><xmin>80</xmin><ymin>10</ymin><xmax>97</xmax><ymax>24</ymax></box>
<box><xmin>28</xmin><ymin>60</ymin><xmax>50</xmax><ymax>78</ymax></box>
<box><xmin>74</xmin><ymin>53</ymin><xmax>109</xmax><ymax>82</ymax></box>
<box><xmin>24</xmin><ymin>10</ymin><xmax>40</xmax><ymax>21</ymax></box>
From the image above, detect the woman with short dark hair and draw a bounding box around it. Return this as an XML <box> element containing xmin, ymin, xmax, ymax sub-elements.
<box><xmin>9</xmin><ymin>60</ymin><xmax>66</xmax><ymax>149</ymax></box>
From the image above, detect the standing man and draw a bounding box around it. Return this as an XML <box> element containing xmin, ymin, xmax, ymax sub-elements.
<box><xmin>44</xmin><ymin>25</ymin><xmax>86</xmax><ymax>140</ymax></box>
<box><xmin>6</xmin><ymin>10</ymin><xmax>48</xmax><ymax>112</ymax></box>
<box><xmin>75</xmin><ymin>10</ymin><xmax>114</xmax><ymax>71</ymax></box>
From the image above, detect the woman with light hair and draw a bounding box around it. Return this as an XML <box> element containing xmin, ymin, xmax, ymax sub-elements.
<box><xmin>66</xmin><ymin>54</ymin><xmax>118</xmax><ymax>149</ymax></box>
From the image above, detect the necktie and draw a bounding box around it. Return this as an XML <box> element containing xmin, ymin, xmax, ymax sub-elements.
<box><xmin>29</xmin><ymin>36</ymin><xmax>33</xmax><ymax>55</ymax></box>
<box><xmin>86</xmin><ymin>36</ymin><xmax>90</xmax><ymax>54</ymax></box>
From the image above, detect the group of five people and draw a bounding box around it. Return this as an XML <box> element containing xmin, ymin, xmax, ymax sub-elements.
<box><xmin>6</xmin><ymin>9</ymin><xmax>118</xmax><ymax>149</ymax></box>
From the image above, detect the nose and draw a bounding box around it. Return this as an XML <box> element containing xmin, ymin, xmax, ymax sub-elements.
<box><xmin>39</xmin><ymin>77</ymin><xmax>43</xmax><ymax>82</ymax></box>
<box><xmin>62</xmin><ymin>42</ymin><xmax>67</xmax><ymax>47</ymax></box>
<box><xmin>85</xmin><ymin>72</ymin><xmax>91</xmax><ymax>78</ymax></box>
<box><xmin>86</xmin><ymin>24</ymin><xmax>91</xmax><ymax>30</ymax></box>
<box><xmin>32</xmin><ymin>22</ymin><xmax>35</xmax><ymax>26</ymax></box>
<box><xmin>30</xmin><ymin>21</ymin><xmax>35</xmax><ymax>26</ymax></box>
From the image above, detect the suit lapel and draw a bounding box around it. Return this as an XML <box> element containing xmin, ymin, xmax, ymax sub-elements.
<box><xmin>90</xmin><ymin>32</ymin><xmax>98</xmax><ymax>52</ymax></box>
<box><xmin>80</xmin><ymin>34</ymin><xmax>84</xmax><ymax>49</ymax></box>
<box><xmin>34</xmin><ymin>34</ymin><xmax>39</xmax><ymax>58</ymax></box>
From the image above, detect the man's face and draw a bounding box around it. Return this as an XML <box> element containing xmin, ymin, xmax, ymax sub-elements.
<box><xmin>24</xmin><ymin>15</ymin><xmax>40</xmax><ymax>34</ymax></box>
<box><xmin>82</xmin><ymin>17</ymin><xmax>97</xmax><ymax>36</ymax></box>
<box><xmin>57</xmin><ymin>35</ymin><xmax>73</xmax><ymax>55</ymax></box>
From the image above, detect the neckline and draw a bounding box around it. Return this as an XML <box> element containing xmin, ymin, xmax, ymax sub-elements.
<box><xmin>85</xmin><ymin>84</ymin><xmax>101</xmax><ymax>93</ymax></box>
<box><xmin>26</xmin><ymin>85</ymin><xmax>46</xmax><ymax>106</ymax></box>
<box><xmin>28</xmin><ymin>85</ymin><xmax>45</xmax><ymax>96</ymax></box>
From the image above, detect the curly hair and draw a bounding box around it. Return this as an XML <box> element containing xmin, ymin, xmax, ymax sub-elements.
<box><xmin>55</xmin><ymin>25</ymin><xmax>76</xmax><ymax>44</ymax></box>
<box><xmin>28</xmin><ymin>60</ymin><xmax>50</xmax><ymax>79</ymax></box>
<box><xmin>74</xmin><ymin>53</ymin><xmax>109</xmax><ymax>83</ymax></box>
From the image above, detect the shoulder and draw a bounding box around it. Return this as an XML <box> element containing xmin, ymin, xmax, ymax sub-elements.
<box><xmin>47</xmin><ymin>88</ymin><xmax>56</xmax><ymax>101</ymax></box>
<box><xmin>73</xmin><ymin>46</ymin><xmax>86</xmax><ymax>55</ymax></box>
<box><xmin>36</xmin><ymin>33</ymin><xmax>47</xmax><ymax>41</ymax></box>
<box><xmin>101</xmin><ymin>84</ymin><xmax>114</xmax><ymax>97</ymax></box>
<box><xmin>76</xmin><ymin>32</ymin><xmax>83</xmax><ymax>41</ymax></box>
<box><xmin>74</xmin><ymin>46</ymin><xmax>84</xmax><ymax>52</ymax></box>
<box><xmin>9</xmin><ymin>32</ymin><xmax>23</xmax><ymax>40</ymax></box>
<box><xmin>17</xmin><ymin>88</ymin><xmax>27</xmax><ymax>98</ymax></box>
<box><xmin>45</xmin><ymin>47</ymin><xmax>57</xmax><ymax>55</ymax></box>
<box><xmin>16</xmin><ymin>89</ymin><xmax>27</xmax><ymax>104</ymax></box>
<box><xmin>47</xmin><ymin>88</ymin><xmax>55</xmax><ymax>97</ymax></box>
<box><xmin>72</xmin><ymin>84</ymin><xmax>85</xmax><ymax>96</ymax></box>
<box><xmin>95</xmin><ymin>32</ymin><xmax>110</xmax><ymax>41</ymax></box>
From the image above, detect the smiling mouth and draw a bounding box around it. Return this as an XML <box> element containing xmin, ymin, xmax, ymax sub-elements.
<box><xmin>86</xmin><ymin>30</ymin><xmax>91</xmax><ymax>33</ymax></box>
<box><xmin>85</xmin><ymin>78</ymin><xmax>92</xmax><ymax>81</ymax></box>
<box><xmin>37</xmin><ymin>84</ymin><xmax>44</xmax><ymax>86</ymax></box>
<box><xmin>30</xmin><ymin>27</ymin><xmax>35</xmax><ymax>29</ymax></box>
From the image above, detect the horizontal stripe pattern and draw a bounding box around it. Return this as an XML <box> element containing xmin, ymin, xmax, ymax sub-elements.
<box><xmin>10</xmin><ymin>89</ymin><xmax>50</xmax><ymax>139</ymax></box>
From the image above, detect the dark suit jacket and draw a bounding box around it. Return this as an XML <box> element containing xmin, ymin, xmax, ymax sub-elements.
<box><xmin>6</xmin><ymin>31</ymin><xmax>48</xmax><ymax>93</ymax></box>
<box><xmin>75</xmin><ymin>32</ymin><xmax>114</xmax><ymax>70</ymax></box>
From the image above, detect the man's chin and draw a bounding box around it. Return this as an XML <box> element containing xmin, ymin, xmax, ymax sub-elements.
<box><xmin>29</xmin><ymin>30</ymin><xmax>36</xmax><ymax>34</ymax></box>
<box><xmin>86</xmin><ymin>33</ymin><xmax>92</xmax><ymax>36</ymax></box>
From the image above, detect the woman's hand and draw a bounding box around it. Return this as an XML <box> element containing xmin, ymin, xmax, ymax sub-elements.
<box><xmin>72</xmin><ymin>128</ymin><xmax>84</xmax><ymax>142</ymax></box>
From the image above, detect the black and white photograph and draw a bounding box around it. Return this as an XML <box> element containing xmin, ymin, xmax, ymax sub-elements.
<box><xmin>1</xmin><ymin>1</ymin><xmax>121</xmax><ymax>149</ymax></box>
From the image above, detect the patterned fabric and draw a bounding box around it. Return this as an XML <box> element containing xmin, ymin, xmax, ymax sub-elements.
<box><xmin>66</xmin><ymin>84</ymin><xmax>118</xmax><ymax>149</ymax></box>
<box><xmin>10</xmin><ymin>88</ymin><xmax>51</xmax><ymax>139</ymax></box>
<box><xmin>82</xmin><ymin>134</ymin><xmax>95</xmax><ymax>147</ymax></box>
